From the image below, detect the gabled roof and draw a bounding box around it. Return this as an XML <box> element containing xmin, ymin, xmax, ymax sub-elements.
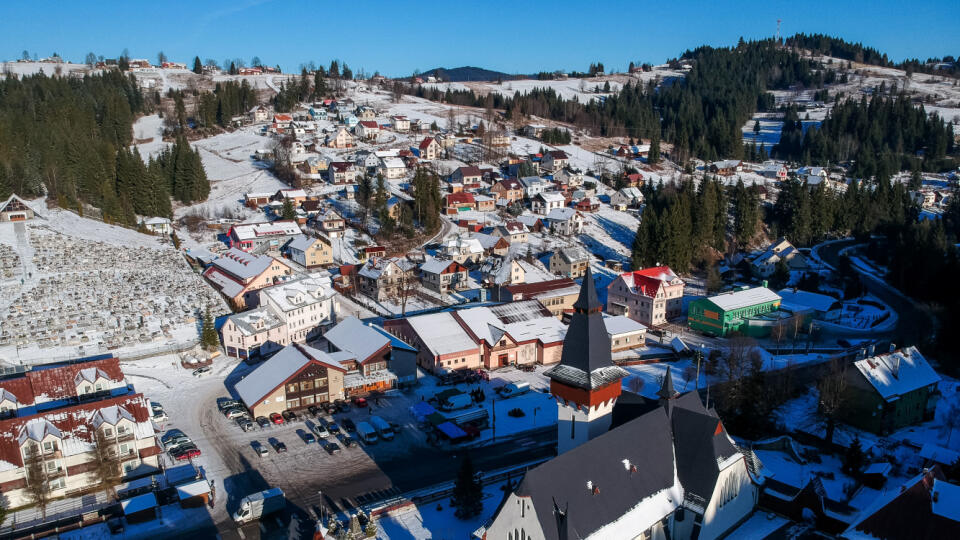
<box><xmin>230</xmin><ymin>221</ymin><xmax>302</xmax><ymax>241</ymax></box>
<box><xmin>853</xmin><ymin>346</ymin><xmax>940</xmax><ymax>401</ymax></box>
<box><xmin>618</xmin><ymin>266</ymin><xmax>682</xmax><ymax>297</ymax></box>
<box><xmin>846</xmin><ymin>468</ymin><xmax>960</xmax><ymax>539</ymax></box>
<box><xmin>235</xmin><ymin>344</ymin><xmax>346</xmax><ymax>408</ymax></box>
<box><xmin>419</xmin><ymin>137</ymin><xmax>436</xmax><ymax>149</ymax></box>
<box><xmin>444</xmin><ymin>192</ymin><xmax>475</xmax><ymax>205</ymax></box>
<box><xmin>420</xmin><ymin>258</ymin><xmax>464</xmax><ymax>275</ymax></box>
<box><xmin>209</xmin><ymin>248</ymin><xmax>282</xmax><ymax>280</ymax></box>
<box><xmin>324</xmin><ymin>317</ymin><xmax>391</xmax><ymax>364</ymax></box>
<box><xmin>404</xmin><ymin>312</ymin><xmax>478</xmax><ymax>357</ymax></box>
<box><xmin>554</xmin><ymin>245</ymin><xmax>591</xmax><ymax>264</ymax></box>
<box><xmin>545</xmin><ymin>208</ymin><xmax>579</xmax><ymax>222</ymax></box>
<box><xmin>454</xmin><ymin>166</ymin><xmax>482</xmax><ymax>177</ymax></box>
<box><xmin>706</xmin><ymin>287</ymin><xmax>780</xmax><ymax>311</ymax></box>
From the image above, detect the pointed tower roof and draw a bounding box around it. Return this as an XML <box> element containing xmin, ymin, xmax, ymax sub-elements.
<box><xmin>657</xmin><ymin>366</ymin><xmax>678</xmax><ymax>401</ymax></box>
<box><xmin>546</xmin><ymin>268</ymin><xmax>628</xmax><ymax>390</ymax></box>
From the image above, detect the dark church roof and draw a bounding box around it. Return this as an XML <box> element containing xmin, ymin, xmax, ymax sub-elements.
<box><xmin>546</xmin><ymin>268</ymin><xmax>627</xmax><ymax>390</ymax></box>
<box><xmin>513</xmin><ymin>391</ymin><xmax>743</xmax><ymax>540</ymax></box>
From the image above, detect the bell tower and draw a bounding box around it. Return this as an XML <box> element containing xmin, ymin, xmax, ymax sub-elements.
<box><xmin>546</xmin><ymin>268</ymin><xmax>628</xmax><ymax>454</ymax></box>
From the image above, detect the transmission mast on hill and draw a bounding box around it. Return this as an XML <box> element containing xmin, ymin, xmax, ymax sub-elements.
<box><xmin>776</xmin><ymin>19</ymin><xmax>782</xmax><ymax>44</ymax></box>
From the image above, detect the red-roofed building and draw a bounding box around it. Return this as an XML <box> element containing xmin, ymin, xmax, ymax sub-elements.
<box><xmin>0</xmin><ymin>358</ymin><xmax>129</xmax><ymax>419</ymax></box>
<box><xmin>490</xmin><ymin>178</ymin><xmax>524</xmax><ymax>203</ymax></box>
<box><xmin>272</xmin><ymin>114</ymin><xmax>292</xmax><ymax>128</ymax></box>
<box><xmin>418</xmin><ymin>137</ymin><xmax>441</xmax><ymax>160</ymax></box>
<box><xmin>444</xmin><ymin>192</ymin><xmax>477</xmax><ymax>215</ymax></box>
<box><xmin>355</xmin><ymin>120</ymin><xmax>381</xmax><ymax>140</ymax></box>
<box><xmin>0</xmin><ymin>393</ymin><xmax>160</xmax><ymax>507</ymax></box>
<box><xmin>541</xmin><ymin>150</ymin><xmax>569</xmax><ymax>172</ymax></box>
<box><xmin>606</xmin><ymin>266</ymin><xmax>685</xmax><ymax>326</ymax></box>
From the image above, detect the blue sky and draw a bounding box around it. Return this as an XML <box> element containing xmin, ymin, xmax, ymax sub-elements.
<box><xmin>1</xmin><ymin>0</ymin><xmax>957</xmax><ymax>76</ymax></box>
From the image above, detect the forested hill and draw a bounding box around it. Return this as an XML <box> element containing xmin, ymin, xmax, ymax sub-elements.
<box><xmin>0</xmin><ymin>72</ymin><xmax>209</xmax><ymax>225</ymax></box>
<box><xmin>785</xmin><ymin>33</ymin><xmax>959</xmax><ymax>78</ymax></box>
<box><xmin>422</xmin><ymin>66</ymin><xmax>520</xmax><ymax>82</ymax></box>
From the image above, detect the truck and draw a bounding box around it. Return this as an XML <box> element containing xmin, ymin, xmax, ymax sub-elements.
<box><xmin>356</xmin><ymin>421</ymin><xmax>378</xmax><ymax>444</ymax></box>
<box><xmin>369</xmin><ymin>415</ymin><xmax>395</xmax><ymax>441</ymax></box>
<box><xmin>498</xmin><ymin>382</ymin><xmax>531</xmax><ymax>398</ymax></box>
<box><xmin>232</xmin><ymin>488</ymin><xmax>285</xmax><ymax>525</ymax></box>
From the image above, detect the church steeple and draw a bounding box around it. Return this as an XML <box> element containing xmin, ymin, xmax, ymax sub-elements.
<box><xmin>657</xmin><ymin>366</ymin><xmax>679</xmax><ymax>403</ymax></box>
<box><xmin>547</xmin><ymin>268</ymin><xmax>629</xmax><ymax>453</ymax></box>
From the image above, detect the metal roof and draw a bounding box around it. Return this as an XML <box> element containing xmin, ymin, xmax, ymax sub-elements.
<box><xmin>706</xmin><ymin>287</ymin><xmax>781</xmax><ymax>312</ymax></box>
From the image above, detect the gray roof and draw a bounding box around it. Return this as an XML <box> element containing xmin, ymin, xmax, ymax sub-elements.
<box><xmin>707</xmin><ymin>287</ymin><xmax>781</xmax><ymax>311</ymax></box>
<box><xmin>602</xmin><ymin>315</ymin><xmax>647</xmax><ymax>335</ymax></box>
<box><xmin>546</xmin><ymin>207</ymin><xmax>578</xmax><ymax>222</ymax></box>
<box><xmin>324</xmin><ymin>316</ymin><xmax>391</xmax><ymax>363</ymax></box>
<box><xmin>555</xmin><ymin>246</ymin><xmax>591</xmax><ymax>264</ymax></box>
<box><xmin>419</xmin><ymin>258</ymin><xmax>461</xmax><ymax>275</ymax></box>
<box><xmin>516</xmin><ymin>406</ymin><xmax>677</xmax><ymax>540</ymax></box>
<box><xmin>235</xmin><ymin>344</ymin><xmax>344</xmax><ymax>407</ymax></box>
<box><xmin>287</xmin><ymin>235</ymin><xmax>318</xmax><ymax>252</ymax></box>
<box><xmin>547</xmin><ymin>269</ymin><xmax>627</xmax><ymax>390</ymax></box>
<box><xmin>211</xmin><ymin>248</ymin><xmax>278</xmax><ymax>280</ymax></box>
<box><xmin>513</xmin><ymin>392</ymin><xmax>738</xmax><ymax>540</ymax></box>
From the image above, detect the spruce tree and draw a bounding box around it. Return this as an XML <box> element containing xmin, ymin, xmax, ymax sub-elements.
<box><xmin>201</xmin><ymin>307</ymin><xmax>219</xmax><ymax>350</ymax></box>
<box><xmin>648</xmin><ymin>134</ymin><xmax>660</xmax><ymax>164</ymax></box>
<box><xmin>193</xmin><ymin>56</ymin><xmax>202</xmax><ymax>74</ymax></box>
<box><xmin>281</xmin><ymin>198</ymin><xmax>295</xmax><ymax>220</ymax></box>
<box><xmin>451</xmin><ymin>455</ymin><xmax>483</xmax><ymax>519</ymax></box>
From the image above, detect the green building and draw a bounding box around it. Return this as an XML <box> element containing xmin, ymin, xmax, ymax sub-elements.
<box><xmin>835</xmin><ymin>346</ymin><xmax>940</xmax><ymax>435</ymax></box>
<box><xmin>688</xmin><ymin>287</ymin><xmax>782</xmax><ymax>337</ymax></box>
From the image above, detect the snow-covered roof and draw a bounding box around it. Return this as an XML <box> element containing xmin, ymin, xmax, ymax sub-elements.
<box><xmin>602</xmin><ymin>315</ymin><xmax>647</xmax><ymax>336</ymax></box>
<box><xmin>420</xmin><ymin>258</ymin><xmax>461</xmax><ymax>275</ymax></box>
<box><xmin>235</xmin><ymin>344</ymin><xmax>345</xmax><ymax>407</ymax></box>
<box><xmin>707</xmin><ymin>287</ymin><xmax>781</xmax><ymax>311</ymax></box>
<box><xmin>853</xmin><ymin>346</ymin><xmax>940</xmax><ymax>401</ymax></box>
<box><xmin>209</xmin><ymin>248</ymin><xmax>278</xmax><ymax>280</ymax></box>
<box><xmin>176</xmin><ymin>479</ymin><xmax>211</xmax><ymax>499</ymax></box>
<box><xmin>545</xmin><ymin>208</ymin><xmax>579</xmax><ymax>222</ymax></box>
<box><xmin>259</xmin><ymin>273</ymin><xmax>334</xmax><ymax>313</ymax></box>
<box><xmin>932</xmin><ymin>479</ymin><xmax>960</xmax><ymax>522</ymax></box>
<box><xmin>226</xmin><ymin>306</ymin><xmax>285</xmax><ymax>336</ymax></box>
<box><xmin>405</xmin><ymin>312</ymin><xmax>478</xmax><ymax>357</ymax></box>
<box><xmin>358</xmin><ymin>257</ymin><xmax>415</xmax><ymax>280</ymax></box>
<box><xmin>122</xmin><ymin>492</ymin><xmax>158</xmax><ymax>514</ymax></box>
<box><xmin>142</xmin><ymin>217</ymin><xmax>170</xmax><ymax>226</ymax></box>
<box><xmin>287</xmin><ymin>235</ymin><xmax>319</xmax><ymax>253</ymax></box>
<box><xmin>231</xmin><ymin>221</ymin><xmax>301</xmax><ymax>240</ymax></box>
<box><xmin>554</xmin><ymin>245</ymin><xmax>591</xmax><ymax>264</ymax></box>
<box><xmin>537</xmin><ymin>192</ymin><xmax>566</xmax><ymax>203</ymax></box>
<box><xmin>777</xmin><ymin>289</ymin><xmax>840</xmax><ymax>313</ymax></box>
<box><xmin>380</xmin><ymin>157</ymin><xmax>406</xmax><ymax>169</ymax></box>
<box><xmin>324</xmin><ymin>317</ymin><xmax>390</xmax><ymax>363</ymax></box>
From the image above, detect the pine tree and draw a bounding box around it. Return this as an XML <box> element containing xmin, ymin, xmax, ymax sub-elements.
<box><xmin>281</xmin><ymin>197</ymin><xmax>295</xmax><ymax>220</ymax></box>
<box><xmin>843</xmin><ymin>436</ymin><xmax>865</xmax><ymax>475</ymax></box>
<box><xmin>193</xmin><ymin>56</ymin><xmax>202</xmax><ymax>74</ymax></box>
<box><xmin>451</xmin><ymin>455</ymin><xmax>483</xmax><ymax>519</ymax></box>
<box><xmin>201</xmin><ymin>307</ymin><xmax>220</xmax><ymax>350</ymax></box>
<box><xmin>648</xmin><ymin>134</ymin><xmax>660</xmax><ymax>164</ymax></box>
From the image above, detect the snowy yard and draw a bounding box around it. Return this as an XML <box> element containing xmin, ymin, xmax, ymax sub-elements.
<box><xmin>377</xmin><ymin>481</ymin><xmax>508</xmax><ymax>540</ymax></box>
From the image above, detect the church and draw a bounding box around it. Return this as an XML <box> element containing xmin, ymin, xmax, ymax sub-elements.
<box><xmin>479</xmin><ymin>269</ymin><xmax>759</xmax><ymax>540</ymax></box>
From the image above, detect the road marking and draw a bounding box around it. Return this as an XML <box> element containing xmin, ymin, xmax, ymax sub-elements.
<box><xmin>259</xmin><ymin>522</ymin><xmax>267</xmax><ymax>533</ymax></box>
<box><xmin>236</xmin><ymin>528</ymin><xmax>245</xmax><ymax>539</ymax></box>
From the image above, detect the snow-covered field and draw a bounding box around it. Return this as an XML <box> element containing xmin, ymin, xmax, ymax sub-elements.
<box><xmin>377</xmin><ymin>481</ymin><xmax>507</xmax><ymax>540</ymax></box>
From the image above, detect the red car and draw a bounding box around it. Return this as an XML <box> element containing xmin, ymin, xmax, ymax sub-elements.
<box><xmin>352</xmin><ymin>397</ymin><xmax>368</xmax><ymax>408</ymax></box>
<box><xmin>172</xmin><ymin>445</ymin><xmax>201</xmax><ymax>461</ymax></box>
<box><xmin>270</xmin><ymin>412</ymin><xmax>285</xmax><ymax>425</ymax></box>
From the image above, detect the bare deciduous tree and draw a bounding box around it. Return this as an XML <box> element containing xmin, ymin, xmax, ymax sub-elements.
<box><xmin>22</xmin><ymin>445</ymin><xmax>52</xmax><ymax>519</ymax></box>
<box><xmin>389</xmin><ymin>268</ymin><xmax>420</xmax><ymax>316</ymax></box>
<box><xmin>818</xmin><ymin>359</ymin><xmax>848</xmax><ymax>444</ymax></box>
<box><xmin>91</xmin><ymin>428</ymin><xmax>123</xmax><ymax>500</ymax></box>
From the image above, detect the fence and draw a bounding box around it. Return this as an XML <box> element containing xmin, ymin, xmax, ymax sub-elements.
<box><xmin>17</xmin><ymin>339</ymin><xmax>200</xmax><ymax>367</ymax></box>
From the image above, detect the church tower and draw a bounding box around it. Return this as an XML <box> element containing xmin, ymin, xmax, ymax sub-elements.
<box><xmin>546</xmin><ymin>268</ymin><xmax>628</xmax><ymax>454</ymax></box>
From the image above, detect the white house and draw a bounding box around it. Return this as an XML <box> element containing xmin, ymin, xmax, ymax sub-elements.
<box><xmin>532</xmin><ymin>192</ymin><xmax>567</xmax><ymax>215</ymax></box>
<box><xmin>379</xmin><ymin>157</ymin><xmax>407</xmax><ymax>179</ymax></box>
<box><xmin>545</xmin><ymin>208</ymin><xmax>584</xmax><ymax>235</ymax></box>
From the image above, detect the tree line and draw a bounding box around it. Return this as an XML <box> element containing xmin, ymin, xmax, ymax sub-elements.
<box><xmin>775</xmin><ymin>95</ymin><xmax>957</xmax><ymax>175</ymax></box>
<box><xmin>785</xmin><ymin>33</ymin><xmax>960</xmax><ymax>79</ymax></box>
<box><xmin>0</xmin><ymin>71</ymin><xmax>209</xmax><ymax>224</ymax></box>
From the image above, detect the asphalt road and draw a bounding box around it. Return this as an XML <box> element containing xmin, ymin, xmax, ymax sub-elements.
<box><xmin>816</xmin><ymin>239</ymin><xmax>935</xmax><ymax>346</ymax></box>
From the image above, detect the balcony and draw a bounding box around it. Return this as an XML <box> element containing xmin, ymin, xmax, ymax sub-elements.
<box><xmin>116</xmin><ymin>432</ymin><xmax>135</xmax><ymax>443</ymax></box>
<box><xmin>46</xmin><ymin>467</ymin><xmax>66</xmax><ymax>480</ymax></box>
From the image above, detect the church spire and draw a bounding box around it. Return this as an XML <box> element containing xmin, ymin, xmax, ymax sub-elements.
<box><xmin>657</xmin><ymin>366</ymin><xmax>678</xmax><ymax>402</ymax></box>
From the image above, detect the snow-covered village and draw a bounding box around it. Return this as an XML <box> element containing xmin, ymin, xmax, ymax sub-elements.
<box><xmin>1</xmin><ymin>3</ymin><xmax>960</xmax><ymax>539</ymax></box>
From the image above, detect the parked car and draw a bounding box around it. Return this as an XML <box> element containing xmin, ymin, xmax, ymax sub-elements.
<box><xmin>256</xmin><ymin>416</ymin><xmax>271</xmax><ymax>429</ymax></box>
<box><xmin>270</xmin><ymin>413</ymin><xmax>284</xmax><ymax>425</ymax></box>
<box><xmin>282</xmin><ymin>410</ymin><xmax>299</xmax><ymax>422</ymax></box>
<box><xmin>307</xmin><ymin>405</ymin><xmax>321</xmax><ymax>417</ymax></box>
<box><xmin>352</xmin><ymin>397</ymin><xmax>368</xmax><ymax>408</ymax></box>
<box><xmin>335</xmin><ymin>400</ymin><xmax>350</xmax><ymax>413</ymax></box>
<box><xmin>322</xmin><ymin>441</ymin><xmax>341</xmax><ymax>455</ymax></box>
<box><xmin>327</xmin><ymin>422</ymin><xmax>341</xmax><ymax>434</ymax></box>
<box><xmin>218</xmin><ymin>399</ymin><xmax>242</xmax><ymax>411</ymax></box>
<box><xmin>160</xmin><ymin>429</ymin><xmax>187</xmax><ymax>445</ymax></box>
<box><xmin>342</xmin><ymin>419</ymin><xmax>356</xmax><ymax>432</ymax></box>
<box><xmin>312</xmin><ymin>423</ymin><xmax>330</xmax><ymax>439</ymax></box>
<box><xmin>171</xmin><ymin>444</ymin><xmax>200</xmax><ymax>461</ymax></box>
<box><xmin>270</xmin><ymin>439</ymin><xmax>287</xmax><ymax>453</ymax></box>
<box><xmin>323</xmin><ymin>402</ymin><xmax>338</xmax><ymax>414</ymax></box>
<box><xmin>339</xmin><ymin>434</ymin><xmax>356</xmax><ymax>448</ymax></box>
<box><xmin>224</xmin><ymin>407</ymin><xmax>248</xmax><ymax>419</ymax></box>
<box><xmin>237</xmin><ymin>417</ymin><xmax>255</xmax><ymax>432</ymax></box>
<box><xmin>253</xmin><ymin>442</ymin><xmax>268</xmax><ymax>458</ymax></box>
<box><xmin>298</xmin><ymin>430</ymin><xmax>316</xmax><ymax>444</ymax></box>
<box><xmin>152</xmin><ymin>409</ymin><xmax>168</xmax><ymax>422</ymax></box>
<box><xmin>192</xmin><ymin>366</ymin><xmax>212</xmax><ymax>377</ymax></box>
